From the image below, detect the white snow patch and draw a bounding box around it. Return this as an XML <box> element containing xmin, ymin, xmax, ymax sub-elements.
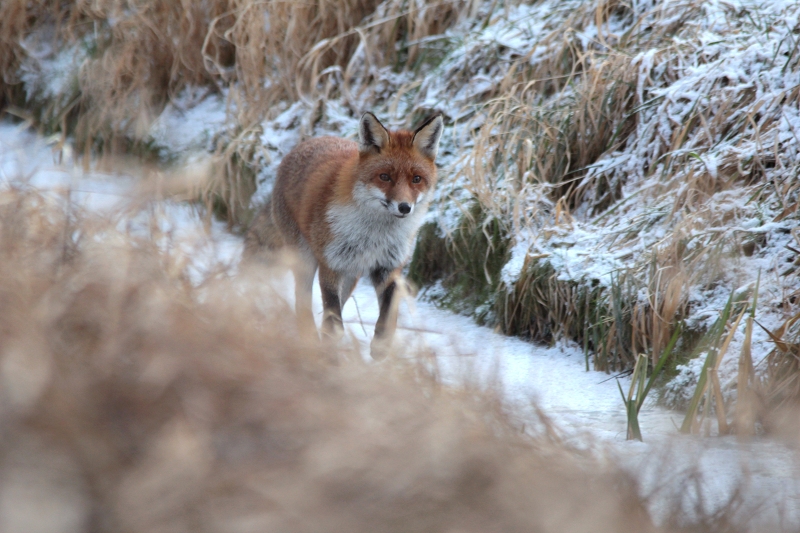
<box><xmin>149</xmin><ymin>88</ymin><xmax>228</xmax><ymax>157</ymax></box>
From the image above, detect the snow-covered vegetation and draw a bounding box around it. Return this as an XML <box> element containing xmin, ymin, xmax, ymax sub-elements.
<box><xmin>1</xmin><ymin>0</ymin><xmax>800</xmax><ymax>530</ymax></box>
<box><xmin>87</xmin><ymin>0</ymin><xmax>798</xmax><ymax>428</ymax></box>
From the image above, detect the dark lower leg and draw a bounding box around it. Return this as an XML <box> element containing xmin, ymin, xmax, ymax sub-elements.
<box><xmin>339</xmin><ymin>276</ymin><xmax>358</xmax><ymax>307</ymax></box>
<box><xmin>370</xmin><ymin>267</ymin><xmax>401</xmax><ymax>347</ymax></box>
<box><xmin>319</xmin><ymin>267</ymin><xmax>343</xmax><ymax>339</ymax></box>
<box><xmin>374</xmin><ymin>281</ymin><xmax>397</xmax><ymax>339</ymax></box>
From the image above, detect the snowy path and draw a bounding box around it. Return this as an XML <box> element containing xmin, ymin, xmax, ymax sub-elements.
<box><xmin>338</xmin><ymin>283</ymin><xmax>800</xmax><ymax>528</ymax></box>
<box><xmin>342</xmin><ymin>282</ymin><xmax>677</xmax><ymax>441</ymax></box>
<box><xmin>2</xmin><ymin>121</ymin><xmax>800</xmax><ymax>530</ymax></box>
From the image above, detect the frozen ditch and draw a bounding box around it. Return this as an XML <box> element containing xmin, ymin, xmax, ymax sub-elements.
<box><xmin>2</xmin><ymin>120</ymin><xmax>799</xmax><ymax>530</ymax></box>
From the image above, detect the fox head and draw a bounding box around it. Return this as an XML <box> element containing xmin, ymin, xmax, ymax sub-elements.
<box><xmin>354</xmin><ymin>112</ymin><xmax>443</xmax><ymax>219</ymax></box>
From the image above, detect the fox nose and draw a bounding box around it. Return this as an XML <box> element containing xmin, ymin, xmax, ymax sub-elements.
<box><xmin>398</xmin><ymin>202</ymin><xmax>411</xmax><ymax>215</ymax></box>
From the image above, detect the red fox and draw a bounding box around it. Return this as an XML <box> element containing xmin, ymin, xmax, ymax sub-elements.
<box><xmin>245</xmin><ymin>112</ymin><xmax>443</xmax><ymax>358</ymax></box>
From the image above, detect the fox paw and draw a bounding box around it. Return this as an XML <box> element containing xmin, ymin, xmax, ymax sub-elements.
<box><xmin>369</xmin><ymin>336</ymin><xmax>392</xmax><ymax>360</ymax></box>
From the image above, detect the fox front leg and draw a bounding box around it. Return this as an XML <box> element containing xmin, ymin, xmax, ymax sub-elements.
<box><xmin>369</xmin><ymin>267</ymin><xmax>403</xmax><ymax>359</ymax></box>
<box><xmin>318</xmin><ymin>265</ymin><xmax>344</xmax><ymax>341</ymax></box>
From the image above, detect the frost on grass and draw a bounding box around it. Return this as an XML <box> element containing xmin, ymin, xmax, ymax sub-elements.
<box><xmin>16</xmin><ymin>26</ymin><xmax>88</xmax><ymax>123</ymax></box>
<box><xmin>148</xmin><ymin>88</ymin><xmax>227</xmax><ymax>160</ymax></box>
<box><xmin>430</xmin><ymin>0</ymin><xmax>800</xmax><ymax>399</ymax></box>
<box><xmin>132</xmin><ymin>0</ymin><xmax>799</xmax><ymax>403</ymax></box>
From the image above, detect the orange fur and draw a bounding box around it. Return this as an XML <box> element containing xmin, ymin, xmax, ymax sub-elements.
<box><xmin>245</xmin><ymin>112</ymin><xmax>444</xmax><ymax>358</ymax></box>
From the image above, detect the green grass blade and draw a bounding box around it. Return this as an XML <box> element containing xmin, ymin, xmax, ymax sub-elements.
<box><xmin>750</xmin><ymin>270</ymin><xmax>760</xmax><ymax>317</ymax></box>
<box><xmin>680</xmin><ymin>292</ymin><xmax>735</xmax><ymax>433</ymax></box>
<box><xmin>638</xmin><ymin>322</ymin><xmax>682</xmax><ymax>410</ymax></box>
<box><xmin>627</xmin><ymin>403</ymin><xmax>643</xmax><ymax>441</ymax></box>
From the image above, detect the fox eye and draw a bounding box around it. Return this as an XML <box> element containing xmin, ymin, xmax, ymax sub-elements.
<box><xmin>379</xmin><ymin>173</ymin><xmax>391</xmax><ymax>182</ymax></box>
<box><xmin>412</xmin><ymin>175</ymin><xmax>422</xmax><ymax>184</ymax></box>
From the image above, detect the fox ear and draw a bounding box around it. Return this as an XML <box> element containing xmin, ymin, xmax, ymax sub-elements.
<box><xmin>359</xmin><ymin>112</ymin><xmax>390</xmax><ymax>154</ymax></box>
<box><xmin>412</xmin><ymin>113</ymin><xmax>443</xmax><ymax>161</ymax></box>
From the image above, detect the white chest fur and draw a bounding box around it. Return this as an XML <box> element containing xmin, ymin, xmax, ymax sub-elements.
<box><xmin>324</xmin><ymin>186</ymin><xmax>427</xmax><ymax>277</ymax></box>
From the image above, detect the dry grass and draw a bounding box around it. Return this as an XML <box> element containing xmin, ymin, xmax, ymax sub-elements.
<box><xmin>413</xmin><ymin>0</ymin><xmax>799</xmax><ymax>377</ymax></box>
<box><xmin>407</xmin><ymin>1</ymin><xmax>699</xmax><ymax>372</ymax></box>
<box><xmin>0</xmin><ymin>0</ymin><xmax>799</xmax><ymax>525</ymax></box>
<box><xmin>0</xmin><ymin>0</ymin><xmax>476</xmax><ymax>224</ymax></box>
<box><xmin>0</xmin><ymin>186</ymin><xmax>682</xmax><ymax>533</ymax></box>
<box><xmin>447</xmin><ymin>0</ymin><xmax>681</xmax><ymax>216</ymax></box>
<box><xmin>763</xmin><ymin>311</ymin><xmax>800</xmax><ymax>414</ymax></box>
<box><xmin>216</xmin><ymin>0</ymin><xmax>478</xmax><ymax>223</ymax></box>
<box><xmin>1</xmin><ymin>0</ymin><xmax>231</xmax><ymax>150</ymax></box>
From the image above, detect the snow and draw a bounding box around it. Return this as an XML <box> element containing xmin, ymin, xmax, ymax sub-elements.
<box><xmin>0</xmin><ymin>123</ymin><xmax>126</xmax><ymax>212</ymax></box>
<box><xmin>18</xmin><ymin>30</ymin><xmax>87</xmax><ymax>105</ymax></box>
<box><xmin>500</xmin><ymin>236</ymin><xmax>532</xmax><ymax>287</ymax></box>
<box><xmin>0</xmin><ymin>122</ymin><xmax>241</xmax><ymax>285</ymax></box>
<box><xmin>149</xmin><ymin>88</ymin><xmax>228</xmax><ymax>158</ymax></box>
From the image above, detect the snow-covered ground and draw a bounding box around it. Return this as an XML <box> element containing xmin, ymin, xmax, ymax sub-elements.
<box><xmin>0</xmin><ymin>122</ymin><xmax>242</xmax><ymax>285</ymax></box>
<box><xmin>3</xmin><ymin>120</ymin><xmax>800</xmax><ymax>530</ymax></box>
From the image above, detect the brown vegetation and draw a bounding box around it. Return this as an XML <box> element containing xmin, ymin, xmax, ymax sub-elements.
<box><xmin>0</xmin><ymin>187</ymin><xmax>674</xmax><ymax>533</ymax></box>
<box><xmin>0</xmin><ymin>0</ymin><xmax>476</xmax><ymax>220</ymax></box>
